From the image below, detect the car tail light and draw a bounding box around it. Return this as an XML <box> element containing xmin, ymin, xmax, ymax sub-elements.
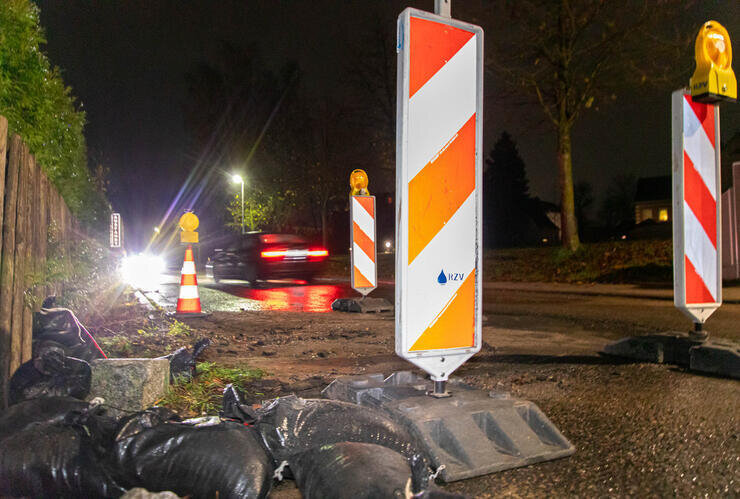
<box><xmin>261</xmin><ymin>249</ymin><xmax>287</xmax><ymax>260</ymax></box>
<box><xmin>307</xmin><ymin>248</ymin><xmax>328</xmax><ymax>257</ymax></box>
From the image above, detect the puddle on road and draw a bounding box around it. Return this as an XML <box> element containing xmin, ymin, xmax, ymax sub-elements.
<box><xmin>213</xmin><ymin>282</ymin><xmax>347</xmax><ymax>313</ymax></box>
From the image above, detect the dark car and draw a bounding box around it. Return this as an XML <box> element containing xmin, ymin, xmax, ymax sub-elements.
<box><xmin>205</xmin><ymin>232</ymin><xmax>328</xmax><ymax>283</ymax></box>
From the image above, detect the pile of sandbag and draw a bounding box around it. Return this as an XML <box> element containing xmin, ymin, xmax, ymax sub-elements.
<box><xmin>0</xmin><ymin>386</ymin><xmax>463</xmax><ymax>498</ymax></box>
<box><xmin>1</xmin><ymin>301</ymin><xmax>462</xmax><ymax>497</ymax></box>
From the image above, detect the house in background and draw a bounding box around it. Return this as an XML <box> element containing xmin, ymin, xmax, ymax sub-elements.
<box><xmin>634</xmin><ymin>175</ymin><xmax>671</xmax><ymax>224</ymax></box>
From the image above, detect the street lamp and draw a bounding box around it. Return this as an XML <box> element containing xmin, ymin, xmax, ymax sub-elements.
<box><xmin>231</xmin><ymin>174</ymin><xmax>245</xmax><ymax>234</ymax></box>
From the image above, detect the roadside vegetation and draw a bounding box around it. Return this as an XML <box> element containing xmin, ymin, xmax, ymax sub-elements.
<box><xmin>159</xmin><ymin>362</ymin><xmax>264</xmax><ymax>416</ymax></box>
<box><xmin>0</xmin><ymin>0</ymin><xmax>108</xmax><ymax>229</ymax></box>
<box><xmin>484</xmin><ymin>240</ymin><xmax>672</xmax><ymax>284</ymax></box>
<box><xmin>319</xmin><ymin>239</ymin><xmax>674</xmax><ymax>285</ymax></box>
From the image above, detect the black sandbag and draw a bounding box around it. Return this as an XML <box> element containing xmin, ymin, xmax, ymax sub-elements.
<box><xmin>0</xmin><ymin>412</ymin><xmax>125</xmax><ymax>497</ymax></box>
<box><xmin>33</xmin><ymin>305</ymin><xmax>105</xmax><ymax>362</ymax></box>
<box><xmin>255</xmin><ymin>396</ymin><xmax>429</xmax><ymax>465</ymax></box>
<box><xmin>113</xmin><ymin>419</ymin><xmax>274</xmax><ymax>499</ymax></box>
<box><xmin>158</xmin><ymin>338</ymin><xmax>211</xmax><ymax>382</ymax></box>
<box><xmin>290</xmin><ymin>442</ymin><xmax>414</xmax><ymax>499</ymax></box>
<box><xmin>221</xmin><ymin>383</ymin><xmax>258</xmax><ymax>424</ymax></box>
<box><xmin>0</xmin><ymin>396</ymin><xmax>91</xmax><ymax>439</ymax></box>
<box><xmin>8</xmin><ymin>345</ymin><xmax>91</xmax><ymax>405</ymax></box>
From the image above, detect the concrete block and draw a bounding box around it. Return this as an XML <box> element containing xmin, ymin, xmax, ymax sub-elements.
<box><xmin>323</xmin><ymin>372</ymin><xmax>574</xmax><ymax>482</ymax></box>
<box><xmin>331</xmin><ymin>297</ymin><xmax>393</xmax><ymax>313</ymax></box>
<box><xmin>690</xmin><ymin>340</ymin><xmax>740</xmax><ymax>379</ymax></box>
<box><xmin>88</xmin><ymin>358</ymin><xmax>170</xmax><ymax>416</ymax></box>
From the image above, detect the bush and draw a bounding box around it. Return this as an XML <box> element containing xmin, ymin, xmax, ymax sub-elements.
<box><xmin>0</xmin><ymin>0</ymin><xmax>108</xmax><ymax>230</ymax></box>
<box><xmin>484</xmin><ymin>240</ymin><xmax>673</xmax><ymax>284</ymax></box>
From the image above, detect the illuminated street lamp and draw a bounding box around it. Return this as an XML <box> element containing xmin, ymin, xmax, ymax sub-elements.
<box><xmin>231</xmin><ymin>174</ymin><xmax>245</xmax><ymax>234</ymax></box>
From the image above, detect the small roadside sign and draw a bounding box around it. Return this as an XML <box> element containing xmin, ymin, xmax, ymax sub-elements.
<box><xmin>672</xmin><ymin>89</ymin><xmax>722</xmax><ymax>324</ymax></box>
<box><xmin>110</xmin><ymin>212</ymin><xmax>123</xmax><ymax>248</ymax></box>
<box><xmin>395</xmin><ymin>8</ymin><xmax>483</xmax><ymax>381</ymax></box>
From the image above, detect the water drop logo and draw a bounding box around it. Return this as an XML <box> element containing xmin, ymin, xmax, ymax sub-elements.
<box><xmin>437</xmin><ymin>269</ymin><xmax>447</xmax><ymax>285</ymax></box>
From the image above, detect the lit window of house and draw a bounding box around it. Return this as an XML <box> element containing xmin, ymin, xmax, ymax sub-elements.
<box><xmin>659</xmin><ymin>208</ymin><xmax>669</xmax><ymax>222</ymax></box>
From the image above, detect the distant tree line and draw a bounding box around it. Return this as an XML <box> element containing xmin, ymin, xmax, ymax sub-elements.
<box><xmin>483</xmin><ymin>131</ymin><xmax>640</xmax><ymax>247</ymax></box>
<box><xmin>0</xmin><ymin>0</ymin><xmax>109</xmax><ymax>231</ymax></box>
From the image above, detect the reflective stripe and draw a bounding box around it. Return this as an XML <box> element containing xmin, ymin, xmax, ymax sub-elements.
<box><xmin>683</xmin><ymin>97</ymin><xmax>716</xmax><ymax>200</ymax></box>
<box><xmin>181</xmin><ymin>261</ymin><xmax>196</xmax><ymax>275</ymax></box>
<box><xmin>352</xmin><ymin>197</ymin><xmax>375</xmax><ymax>242</ymax></box>
<box><xmin>684</xmin><ymin>200</ymin><xmax>717</xmax><ymax>302</ymax></box>
<box><xmin>406</xmin><ymin>192</ymin><xmax>476</xmax><ymax>349</ymax></box>
<box><xmin>408</xmin><ymin>36</ymin><xmax>476</xmax><ymax>181</ymax></box>
<box><xmin>353</xmin><ymin>241</ymin><xmax>376</xmax><ymax>287</ymax></box>
<box><xmin>353</xmin><ymin>222</ymin><xmax>376</xmax><ymax>263</ymax></box>
<box><xmin>178</xmin><ymin>285</ymin><xmax>200</xmax><ymax>300</ymax></box>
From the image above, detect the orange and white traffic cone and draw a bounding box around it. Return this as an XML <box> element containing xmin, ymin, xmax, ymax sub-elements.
<box><xmin>175</xmin><ymin>245</ymin><xmax>207</xmax><ymax>317</ymax></box>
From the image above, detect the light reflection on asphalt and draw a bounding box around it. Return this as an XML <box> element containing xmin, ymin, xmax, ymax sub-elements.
<box><xmin>205</xmin><ymin>281</ymin><xmax>348</xmax><ymax>313</ymax></box>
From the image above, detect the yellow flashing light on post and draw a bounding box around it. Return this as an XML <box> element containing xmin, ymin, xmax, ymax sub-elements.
<box><xmin>350</xmin><ymin>169</ymin><xmax>370</xmax><ymax>196</ymax></box>
<box><xmin>179</xmin><ymin>212</ymin><xmax>199</xmax><ymax>244</ymax></box>
<box><xmin>690</xmin><ymin>20</ymin><xmax>736</xmax><ymax>103</ymax></box>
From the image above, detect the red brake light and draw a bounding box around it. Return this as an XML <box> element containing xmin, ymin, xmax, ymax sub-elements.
<box><xmin>307</xmin><ymin>248</ymin><xmax>328</xmax><ymax>257</ymax></box>
<box><xmin>261</xmin><ymin>249</ymin><xmax>287</xmax><ymax>259</ymax></box>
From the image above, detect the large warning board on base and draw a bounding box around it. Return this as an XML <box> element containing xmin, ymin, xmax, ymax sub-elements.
<box><xmin>672</xmin><ymin>89</ymin><xmax>722</xmax><ymax>323</ymax></box>
<box><xmin>395</xmin><ymin>8</ymin><xmax>483</xmax><ymax>381</ymax></box>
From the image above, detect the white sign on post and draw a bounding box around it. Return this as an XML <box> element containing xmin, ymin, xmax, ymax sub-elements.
<box><xmin>672</xmin><ymin>89</ymin><xmax>722</xmax><ymax>324</ymax></box>
<box><xmin>395</xmin><ymin>8</ymin><xmax>483</xmax><ymax>381</ymax></box>
<box><xmin>110</xmin><ymin>212</ymin><xmax>122</xmax><ymax>248</ymax></box>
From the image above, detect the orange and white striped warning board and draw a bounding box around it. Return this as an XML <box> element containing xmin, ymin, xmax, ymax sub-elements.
<box><xmin>351</xmin><ymin>195</ymin><xmax>377</xmax><ymax>296</ymax></box>
<box><xmin>672</xmin><ymin>89</ymin><xmax>722</xmax><ymax>323</ymax></box>
<box><xmin>176</xmin><ymin>244</ymin><xmax>205</xmax><ymax>316</ymax></box>
<box><xmin>395</xmin><ymin>8</ymin><xmax>483</xmax><ymax>381</ymax></box>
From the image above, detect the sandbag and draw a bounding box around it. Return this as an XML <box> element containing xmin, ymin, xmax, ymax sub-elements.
<box><xmin>289</xmin><ymin>442</ymin><xmax>414</xmax><ymax>499</ymax></box>
<box><xmin>255</xmin><ymin>396</ymin><xmax>429</xmax><ymax>465</ymax></box>
<box><xmin>158</xmin><ymin>338</ymin><xmax>211</xmax><ymax>382</ymax></box>
<box><xmin>221</xmin><ymin>383</ymin><xmax>258</xmax><ymax>424</ymax></box>
<box><xmin>0</xmin><ymin>411</ymin><xmax>124</xmax><ymax>497</ymax></box>
<box><xmin>0</xmin><ymin>396</ymin><xmax>91</xmax><ymax>439</ymax></box>
<box><xmin>33</xmin><ymin>305</ymin><xmax>106</xmax><ymax>362</ymax></box>
<box><xmin>8</xmin><ymin>345</ymin><xmax>91</xmax><ymax>405</ymax></box>
<box><xmin>113</xmin><ymin>416</ymin><xmax>274</xmax><ymax>499</ymax></box>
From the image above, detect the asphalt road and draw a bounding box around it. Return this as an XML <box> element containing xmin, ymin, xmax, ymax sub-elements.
<box><xmin>150</xmin><ymin>275</ymin><xmax>740</xmax><ymax>341</ymax></box>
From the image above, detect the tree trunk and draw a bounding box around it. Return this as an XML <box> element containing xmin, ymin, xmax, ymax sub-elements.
<box><xmin>320</xmin><ymin>197</ymin><xmax>329</xmax><ymax>249</ymax></box>
<box><xmin>557</xmin><ymin>122</ymin><xmax>580</xmax><ymax>251</ymax></box>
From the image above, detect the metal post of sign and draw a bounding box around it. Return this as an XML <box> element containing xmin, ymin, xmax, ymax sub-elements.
<box><xmin>434</xmin><ymin>0</ymin><xmax>451</xmax><ymax>18</ymax></box>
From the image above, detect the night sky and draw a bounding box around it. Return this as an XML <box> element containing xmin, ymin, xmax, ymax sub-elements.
<box><xmin>36</xmin><ymin>0</ymin><xmax>740</xmax><ymax>250</ymax></box>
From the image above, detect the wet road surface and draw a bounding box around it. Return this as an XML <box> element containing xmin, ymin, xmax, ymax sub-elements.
<box><xmin>146</xmin><ymin>274</ymin><xmax>740</xmax><ymax>340</ymax></box>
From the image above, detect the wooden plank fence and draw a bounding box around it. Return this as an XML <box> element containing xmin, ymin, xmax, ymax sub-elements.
<box><xmin>0</xmin><ymin>115</ymin><xmax>78</xmax><ymax>408</ymax></box>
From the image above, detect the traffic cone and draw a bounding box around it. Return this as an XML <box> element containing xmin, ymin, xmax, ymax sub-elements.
<box><xmin>175</xmin><ymin>245</ymin><xmax>207</xmax><ymax>317</ymax></box>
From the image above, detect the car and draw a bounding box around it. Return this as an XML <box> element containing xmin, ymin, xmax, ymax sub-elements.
<box><xmin>205</xmin><ymin>232</ymin><xmax>328</xmax><ymax>284</ymax></box>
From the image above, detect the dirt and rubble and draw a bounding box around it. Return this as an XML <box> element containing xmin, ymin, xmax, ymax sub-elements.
<box><xmin>84</xmin><ymin>299</ymin><xmax>739</xmax><ymax>498</ymax></box>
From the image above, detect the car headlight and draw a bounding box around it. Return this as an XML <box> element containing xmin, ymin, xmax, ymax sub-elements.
<box><xmin>121</xmin><ymin>253</ymin><xmax>165</xmax><ymax>290</ymax></box>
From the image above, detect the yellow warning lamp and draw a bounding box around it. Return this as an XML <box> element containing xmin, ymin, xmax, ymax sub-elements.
<box><xmin>350</xmin><ymin>169</ymin><xmax>370</xmax><ymax>196</ymax></box>
<box><xmin>690</xmin><ymin>20</ymin><xmax>736</xmax><ymax>103</ymax></box>
<box><xmin>179</xmin><ymin>211</ymin><xmax>199</xmax><ymax>244</ymax></box>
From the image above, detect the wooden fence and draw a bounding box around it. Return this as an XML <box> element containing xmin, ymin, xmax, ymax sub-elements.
<box><xmin>0</xmin><ymin>115</ymin><xmax>77</xmax><ymax>407</ymax></box>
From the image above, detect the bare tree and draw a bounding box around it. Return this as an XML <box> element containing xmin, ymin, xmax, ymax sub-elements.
<box><xmin>488</xmin><ymin>0</ymin><xmax>694</xmax><ymax>250</ymax></box>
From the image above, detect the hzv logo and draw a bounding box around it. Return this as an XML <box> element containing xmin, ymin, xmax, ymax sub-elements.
<box><xmin>437</xmin><ymin>269</ymin><xmax>464</xmax><ymax>285</ymax></box>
